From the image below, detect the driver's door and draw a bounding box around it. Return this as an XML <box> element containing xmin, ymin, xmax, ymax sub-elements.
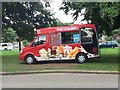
<box><xmin>30</xmin><ymin>34</ymin><xmax>47</xmax><ymax>57</ymax></box>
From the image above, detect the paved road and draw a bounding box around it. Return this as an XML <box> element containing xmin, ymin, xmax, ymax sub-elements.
<box><xmin>2</xmin><ymin>73</ymin><xmax>118</xmax><ymax>88</ymax></box>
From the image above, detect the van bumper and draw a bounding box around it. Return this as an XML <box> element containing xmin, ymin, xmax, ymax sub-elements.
<box><xmin>87</xmin><ymin>54</ymin><xmax>100</xmax><ymax>59</ymax></box>
<box><xmin>19</xmin><ymin>55</ymin><xmax>25</xmax><ymax>61</ymax></box>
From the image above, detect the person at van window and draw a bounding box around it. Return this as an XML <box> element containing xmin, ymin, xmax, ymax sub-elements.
<box><xmin>39</xmin><ymin>40</ymin><xmax>45</xmax><ymax>44</ymax></box>
<box><xmin>32</xmin><ymin>39</ymin><xmax>39</xmax><ymax>46</ymax></box>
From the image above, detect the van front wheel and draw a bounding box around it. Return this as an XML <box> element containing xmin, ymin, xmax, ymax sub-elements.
<box><xmin>76</xmin><ymin>53</ymin><xmax>87</xmax><ymax>64</ymax></box>
<box><xmin>4</xmin><ymin>48</ymin><xmax>8</xmax><ymax>51</ymax></box>
<box><xmin>25</xmin><ymin>55</ymin><xmax>36</xmax><ymax>64</ymax></box>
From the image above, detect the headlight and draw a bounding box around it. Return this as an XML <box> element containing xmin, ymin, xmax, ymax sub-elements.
<box><xmin>20</xmin><ymin>50</ymin><xmax>23</xmax><ymax>53</ymax></box>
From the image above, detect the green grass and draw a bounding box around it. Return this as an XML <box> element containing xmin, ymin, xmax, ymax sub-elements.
<box><xmin>1</xmin><ymin>48</ymin><xmax>119</xmax><ymax>72</ymax></box>
<box><xmin>74</xmin><ymin>48</ymin><xmax>118</xmax><ymax>71</ymax></box>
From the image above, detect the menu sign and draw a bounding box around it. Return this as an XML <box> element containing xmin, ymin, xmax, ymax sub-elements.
<box><xmin>50</xmin><ymin>33</ymin><xmax>61</xmax><ymax>46</ymax></box>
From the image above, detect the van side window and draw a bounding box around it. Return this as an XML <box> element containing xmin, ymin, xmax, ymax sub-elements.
<box><xmin>32</xmin><ymin>35</ymin><xmax>46</xmax><ymax>47</ymax></box>
<box><xmin>2</xmin><ymin>44</ymin><xmax>7</xmax><ymax>47</ymax></box>
<box><xmin>61</xmin><ymin>31</ymin><xmax>80</xmax><ymax>44</ymax></box>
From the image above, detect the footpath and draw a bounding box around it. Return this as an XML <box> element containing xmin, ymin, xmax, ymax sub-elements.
<box><xmin>1</xmin><ymin>70</ymin><xmax>119</xmax><ymax>75</ymax></box>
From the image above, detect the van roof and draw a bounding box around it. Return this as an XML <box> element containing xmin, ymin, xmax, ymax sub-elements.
<box><xmin>36</xmin><ymin>24</ymin><xmax>95</xmax><ymax>35</ymax></box>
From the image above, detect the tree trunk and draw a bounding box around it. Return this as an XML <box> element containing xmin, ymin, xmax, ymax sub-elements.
<box><xmin>18</xmin><ymin>39</ymin><xmax>21</xmax><ymax>52</ymax></box>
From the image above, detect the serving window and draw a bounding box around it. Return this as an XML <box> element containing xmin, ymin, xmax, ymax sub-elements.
<box><xmin>61</xmin><ymin>31</ymin><xmax>80</xmax><ymax>44</ymax></box>
<box><xmin>81</xmin><ymin>28</ymin><xmax>94</xmax><ymax>44</ymax></box>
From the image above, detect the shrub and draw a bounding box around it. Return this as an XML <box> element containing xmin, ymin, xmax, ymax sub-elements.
<box><xmin>23</xmin><ymin>40</ymin><xmax>29</xmax><ymax>47</ymax></box>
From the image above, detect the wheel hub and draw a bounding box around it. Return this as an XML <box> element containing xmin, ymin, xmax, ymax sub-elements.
<box><xmin>78</xmin><ymin>55</ymin><xmax>85</xmax><ymax>62</ymax></box>
<box><xmin>26</xmin><ymin>57</ymin><xmax>33</xmax><ymax>64</ymax></box>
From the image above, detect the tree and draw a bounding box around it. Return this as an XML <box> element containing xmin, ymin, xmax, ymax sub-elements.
<box><xmin>2</xmin><ymin>2</ymin><xmax>57</xmax><ymax>41</ymax></box>
<box><xmin>55</xmin><ymin>18</ymin><xmax>65</xmax><ymax>26</ymax></box>
<box><xmin>112</xmin><ymin>28</ymin><xmax>120</xmax><ymax>43</ymax></box>
<box><xmin>2</xmin><ymin>27</ymin><xmax>18</xmax><ymax>43</ymax></box>
<box><xmin>60</xmin><ymin>2</ymin><xmax>120</xmax><ymax>35</ymax></box>
<box><xmin>55</xmin><ymin>18</ymin><xmax>73</xmax><ymax>26</ymax></box>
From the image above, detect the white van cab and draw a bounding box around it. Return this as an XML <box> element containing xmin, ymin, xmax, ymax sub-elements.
<box><xmin>0</xmin><ymin>43</ymin><xmax>13</xmax><ymax>51</ymax></box>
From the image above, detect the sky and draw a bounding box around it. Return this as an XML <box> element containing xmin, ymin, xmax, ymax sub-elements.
<box><xmin>49</xmin><ymin>0</ymin><xmax>87</xmax><ymax>24</ymax></box>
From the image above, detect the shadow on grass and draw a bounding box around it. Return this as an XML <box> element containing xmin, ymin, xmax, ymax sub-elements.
<box><xmin>20</xmin><ymin>59</ymin><xmax>77</xmax><ymax>65</ymax></box>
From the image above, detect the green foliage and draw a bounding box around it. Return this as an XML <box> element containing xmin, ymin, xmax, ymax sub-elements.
<box><xmin>106</xmin><ymin>36</ymin><xmax>112</xmax><ymax>41</ymax></box>
<box><xmin>117</xmin><ymin>39</ymin><xmax>120</xmax><ymax>43</ymax></box>
<box><xmin>2</xmin><ymin>27</ymin><xmax>18</xmax><ymax>43</ymax></box>
<box><xmin>112</xmin><ymin>28</ymin><xmax>120</xmax><ymax>35</ymax></box>
<box><xmin>22</xmin><ymin>39</ymin><xmax>29</xmax><ymax>46</ymax></box>
<box><xmin>55</xmin><ymin>18</ymin><xmax>73</xmax><ymax>26</ymax></box>
<box><xmin>60</xmin><ymin>2</ymin><xmax>120</xmax><ymax>35</ymax></box>
<box><xmin>2</xmin><ymin>2</ymin><xmax>58</xmax><ymax>41</ymax></box>
<box><xmin>112</xmin><ymin>28</ymin><xmax>120</xmax><ymax>43</ymax></box>
<box><xmin>55</xmin><ymin>18</ymin><xmax>65</xmax><ymax>26</ymax></box>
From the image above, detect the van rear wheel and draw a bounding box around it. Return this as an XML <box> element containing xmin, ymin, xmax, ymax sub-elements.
<box><xmin>111</xmin><ymin>46</ymin><xmax>115</xmax><ymax>49</ymax></box>
<box><xmin>25</xmin><ymin>55</ymin><xmax>36</xmax><ymax>64</ymax></box>
<box><xmin>76</xmin><ymin>53</ymin><xmax>87</xmax><ymax>64</ymax></box>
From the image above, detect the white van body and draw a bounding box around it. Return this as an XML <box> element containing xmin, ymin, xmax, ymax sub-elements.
<box><xmin>0</xmin><ymin>43</ymin><xmax>13</xmax><ymax>51</ymax></box>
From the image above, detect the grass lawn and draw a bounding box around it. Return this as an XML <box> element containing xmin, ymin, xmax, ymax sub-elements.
<box><xmin>1</xmin><ymin>48</ymin><xmax>119</xmax><ymax>72</ymax></box>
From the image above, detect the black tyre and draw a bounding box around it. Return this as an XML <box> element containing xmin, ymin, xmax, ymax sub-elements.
<box><xmin>4</xmin><ymin>48</ymin><xmax>8</xmax><ymax>51</ymax></box>
<box><xmin>76</xmin><ymin>53</ymin><xmax>87</xmax><ymax>64</ymax></box>
<box><xmin>111</xmin><ymin>46</ymin><xmax>115</xmax><ymax>49</ymax></box>
<box><xmin>25</xmin><ymin>55</ymin><xmax>36</xmax><ymax>64</ymax></box>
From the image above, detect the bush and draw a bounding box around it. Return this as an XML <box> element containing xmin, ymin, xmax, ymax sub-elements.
<box><xmin>23</xmin><ymin>40</ymin><xmax>29</xmax><ymax>47</ymax></box>
<box><xmin>106</xmin><ymin>36</ymin><xmax>112</xmax><ymax>41</ymax></box>
<box><xmin>117</xmin><ymin>39</ymin><xmax>120</xmax><ymax>43</ymax></box>
<box><xmin>112</xmin><ymin>28</ymin><xmax>120</xmax><ymax>35</ymax></box>
<box><xmin>3</xmin><ymin>28</ymin><xmax>18</xmax><ymax>43</ymax></box>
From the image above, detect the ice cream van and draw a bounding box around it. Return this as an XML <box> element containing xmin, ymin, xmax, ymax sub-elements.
<box><xmin>20</xmin><ymin>24</ymin><xmax>100</xmax><ymax>64</ymax></box>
